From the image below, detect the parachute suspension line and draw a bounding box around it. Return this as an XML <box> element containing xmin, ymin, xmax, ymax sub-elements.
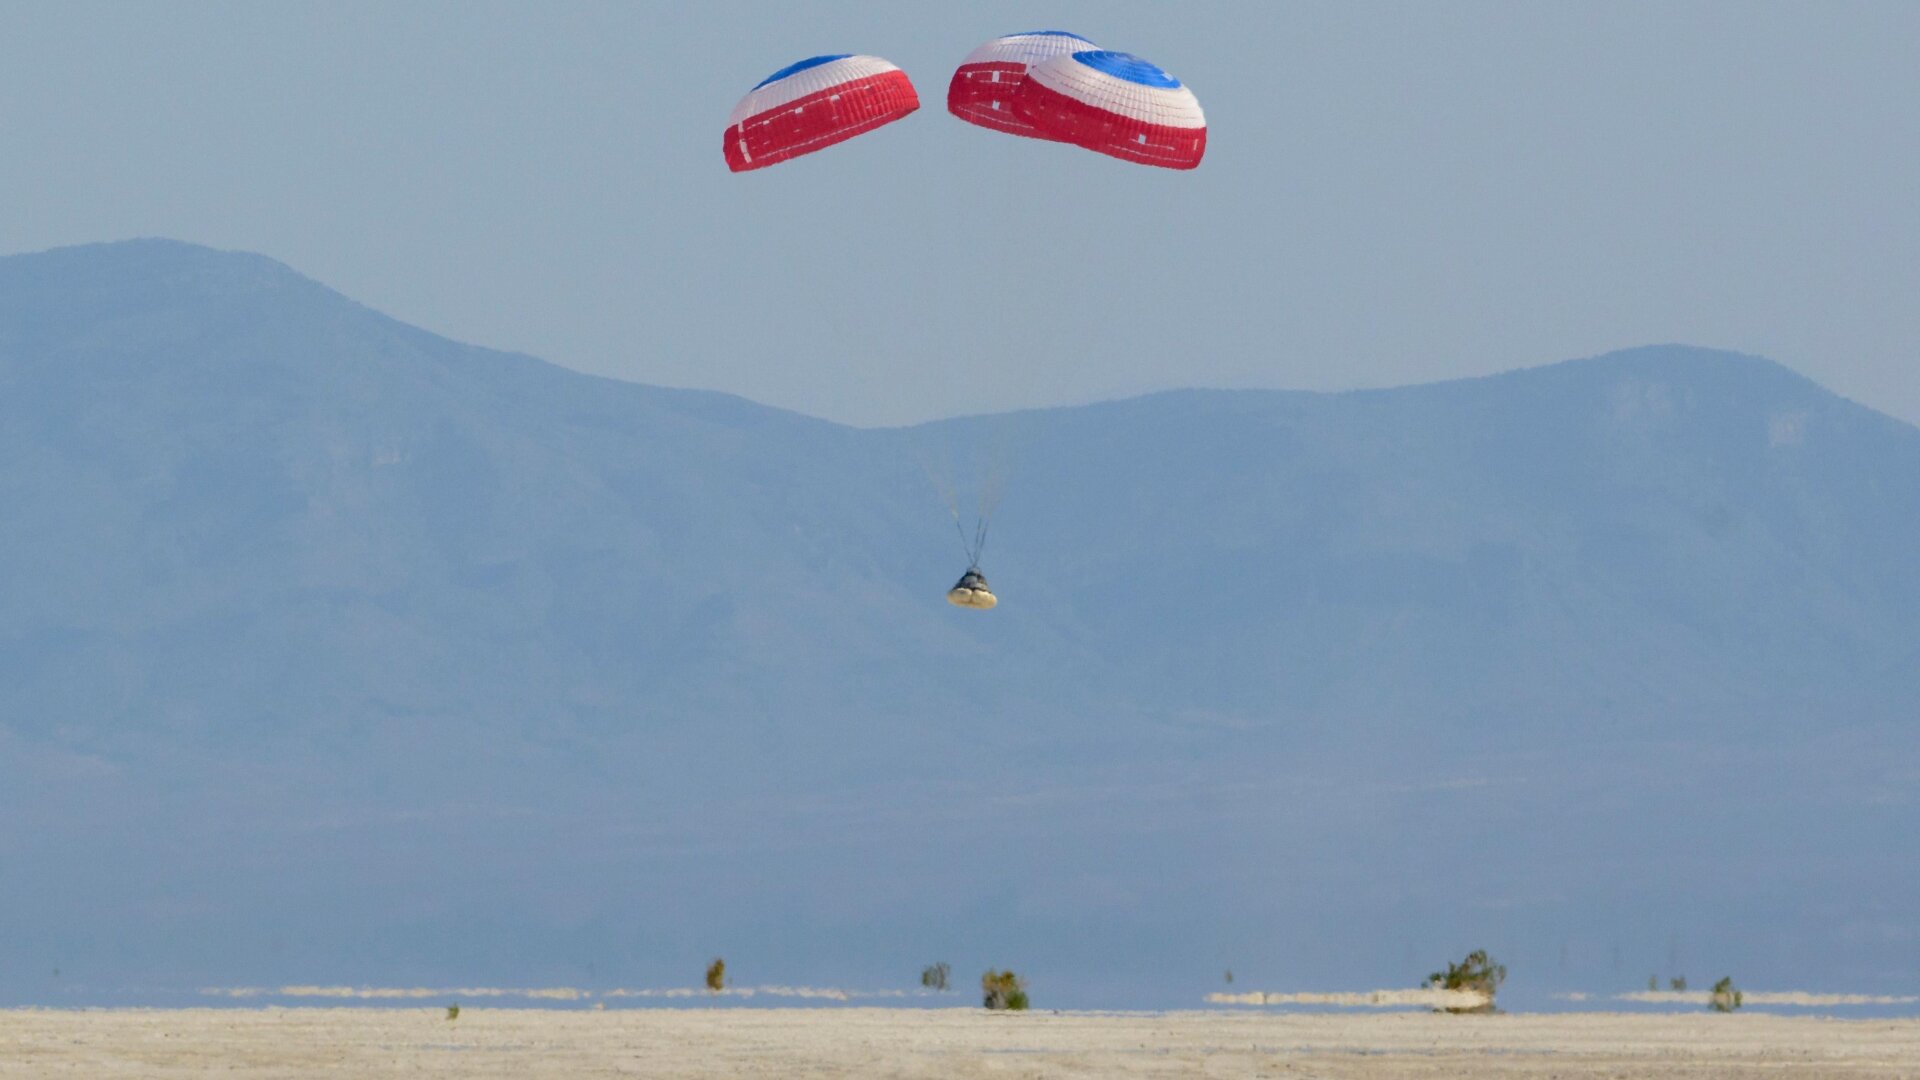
<box><xmin>962</xmin><ymin>405</ymin><xmax>1022</xmax><ymax>571</ymax></box>
<box><xmin>915</xmin><ymin>438</ymin><xmax>977</xmax><ymax>564</ymax></box>
<box><xmin>955</xmin><ymin>517</ymin><xmax>979</xmax><ymax>566</ymax></box>
<box><xmin>950</xmin><ymin>514</ymin><xmax>989</xmax><ymax>569</ymax></box>
<box><xmin>917</xmin><ymin>432</ymin><xmax>996</xmax><ymax>568</ymax></box>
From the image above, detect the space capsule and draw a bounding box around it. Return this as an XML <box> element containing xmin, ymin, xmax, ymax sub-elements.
<box><xmin>946</xmin><ymin>567</ymin><xmax>997</xmax><ymax>610</ymax></box>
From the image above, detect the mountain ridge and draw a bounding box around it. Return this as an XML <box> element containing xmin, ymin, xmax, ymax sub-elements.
<box><xmin>12</xmin><ymin>239</ymin><xmax>1905</xmax><ymax>435</ymax></box>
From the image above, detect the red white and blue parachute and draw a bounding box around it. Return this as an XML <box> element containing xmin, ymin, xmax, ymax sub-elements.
<box><xmin>724</xmin><ymin>55</ymin><xmax>919</xmax><ymax>173</ymax></box>
<box><xmin>947</xmin><ymin>30</ymin><xmax>1098</xmax><ymax>141</ymax></box>
<box><xmin>1016</xmin><ymin>50</ymin><xmax>1206</xmax><ymax>170</ymax></box>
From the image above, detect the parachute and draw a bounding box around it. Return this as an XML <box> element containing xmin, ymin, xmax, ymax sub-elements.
<box><xmin>724</xmin><ymin>55</ymin><xmax>919</xmax><ymax>172</ymax></box>
<box><xmin>947</xmin><ymin>30</ymin><xmax>1099</xmax><ymax>141</ymax></box>
<box><xmin>947</xmin><ymin>567</ymin><xmax>998</xmax><ymax>610</ymax></box>
<box><xmin>1014</xmin><ymin>50</ymin><xmax>1206</xmax><ymax>169</ymax></box>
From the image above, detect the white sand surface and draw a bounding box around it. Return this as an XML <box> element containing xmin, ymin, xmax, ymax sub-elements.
<box><xmin>4</xmin><ymin>1007</ymin><xmax>1918</xmax><ymax>1078</ymax></box>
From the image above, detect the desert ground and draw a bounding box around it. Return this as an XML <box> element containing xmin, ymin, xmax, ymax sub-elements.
<box><xmin>4</xmin><ymin>1007</ymin><xmax>1919</xmax><ymax>1078</ymax></box>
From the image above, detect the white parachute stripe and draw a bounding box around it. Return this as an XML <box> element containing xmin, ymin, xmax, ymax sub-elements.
<box><xmin>1026</xmin><ymin>57</ymin><xmax>1205</xmax><ymax>129</ymax></box>
<box><xmin>957</xmin><ymin>33</ymin><xmax>1097</xmax><ymax>70</ymax></box>
<box><xmin>728</xmin><ymin>56</ymin><xmax>904</xmax><ymax>126</ymax></box>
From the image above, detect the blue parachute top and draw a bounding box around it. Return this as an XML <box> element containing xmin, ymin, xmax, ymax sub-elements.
<box><xmin>1071</xmin><ymin>50</ymin><xmax>1182</xmax><ymax>89</ymax></box>
<box><xmin>754</xmin><ymin>54</ymin><xmax>852</xmax><ymax>90</ymax></box>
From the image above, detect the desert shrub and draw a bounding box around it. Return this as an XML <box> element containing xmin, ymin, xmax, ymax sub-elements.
<box><xmin>705</xmin><ymin>957</ymin><xmax>726</xmax><ymax>993</ymax></box>
<box><xmin>921</xmin><ymin>962</ymin><xmax>951</xmax><ymax>992</ymax></box>
<box><xmin>1709</xmin><ymin>976</ymin><xmax>1743</xmax><ymax>1013</ymax></box>
<box><xmin>1669</xmin><ymin>976</ymin><xmax>1688</xmax><ymax>992</ymax></box>
<box><xmin>446</xmin><ymin>1004</ymin><xmax>460</xmax><ymax>1021</ymax></box>
<box><xmin>1427</xmin><ymin>949</ymin><xmax>1506</xmax><ymax>1014</ymax></box>
<box><xmin>981</xmin><ymin>969</ymin><xmax>1029</xmax><ymax>1011</ymax></box>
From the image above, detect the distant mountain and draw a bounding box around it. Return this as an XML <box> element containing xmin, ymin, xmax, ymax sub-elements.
<box><xmin>2</xmin><ymin>240</ymin><xmax>1915</xmax><ymax>1007</ymax></box>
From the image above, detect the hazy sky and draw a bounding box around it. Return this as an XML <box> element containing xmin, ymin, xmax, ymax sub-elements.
<box><xmin>3</xmin><ymin>1</ymin><xmax>1915</xmax><ymax>426</ymax></box>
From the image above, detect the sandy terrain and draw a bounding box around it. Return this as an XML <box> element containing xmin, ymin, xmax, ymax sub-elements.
<box><xmin>4</xmin><ymin>1007</ymin><xmax>1918</xmax><ymax>1078</ymax></box>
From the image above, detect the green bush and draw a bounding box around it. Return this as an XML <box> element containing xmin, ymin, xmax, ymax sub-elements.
<box><xmin>921</xmin><ymin>962</ymin><xmax>950</xmax><ymax>992</ymax></box>
<box><xmin>445</xmin><ymin>1004</ymin><xmax>460</xmax><ymax>1021</ymax></box>
<box><xmin>981</xmin><ymin>969</ymin><xmax>1028</xmax><ymax>1011</ymax></box>
<box><xmin>705</xmin><ymin>957</ymin><xmax>726</xmax><ymax>993</ymax></box>
<box><xmin>1427</xmin><ymin>949</ymin><xmax>1506</xmax><ymax>1014</ymax></box>
<box><xmin>1709</xmin><ymin>976</ymin><xmax>1743</xmax><ymax>1013</ymax></box>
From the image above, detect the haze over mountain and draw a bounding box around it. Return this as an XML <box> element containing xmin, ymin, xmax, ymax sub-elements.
<box><xmin>2</xmin><ymin>240</ymin><xmax>1916</xmax><ymax>1007</ymax></box>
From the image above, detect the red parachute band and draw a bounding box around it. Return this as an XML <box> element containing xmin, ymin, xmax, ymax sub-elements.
<box><xmin>724</xmin><ymin>55</ymin><xmax>919</xmax><ymax>173</ymax></box>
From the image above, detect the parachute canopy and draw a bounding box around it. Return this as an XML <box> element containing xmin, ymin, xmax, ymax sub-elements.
<box><xmin>947</xmin><ymin>30</ymin><xmax>1098</xmax><ymax>141</ymax></box>
<box><xmin>1016</xmin><ymin>50</ymin><xmax>1206</xmax><ymax>169</ymax></box>
<box><xmin>725</xmin><ymin>54</ymin><xmax>919</xmax><ymax>172</ymax></box>
<box><xmin>947</xmin><ymin>567</ymin><xmax>998</xmax><ymax>610</ymax></box>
